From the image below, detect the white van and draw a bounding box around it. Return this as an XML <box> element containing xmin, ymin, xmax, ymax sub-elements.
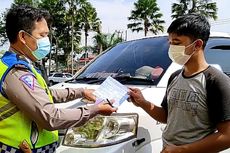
<box><xmin>53</xmin><ymin>32</ymin><xmax>230</xmax><ymax>153</ymax></box>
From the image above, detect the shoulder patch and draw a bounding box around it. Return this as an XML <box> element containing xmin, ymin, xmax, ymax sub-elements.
<box><xmin>19</xmin><ymin>74</ymin><xmax>35</xmax><ymax>90</ymax></box>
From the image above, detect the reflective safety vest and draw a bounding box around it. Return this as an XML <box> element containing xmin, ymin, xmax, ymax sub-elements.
<box><xmin>0</xmin><ymin>52</ymin><xmax>58</xmax><ymax>152</ymax></box>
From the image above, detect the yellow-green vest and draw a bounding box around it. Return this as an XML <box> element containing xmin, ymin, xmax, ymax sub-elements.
<box><xmin>0</xmin><ymin>52</ymin><xmax>58</xmax><ymax>151</ymax></box>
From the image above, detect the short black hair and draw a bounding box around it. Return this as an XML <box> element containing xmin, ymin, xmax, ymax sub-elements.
<box><xmin>167</xmin><ymin>14</ymin><xmax>210</xmax><ymax>48</ymax></box>
<box><xmin>5</xmin><ymin>4</ymin><xmax>52</xmax><ymax>43</ymax></box>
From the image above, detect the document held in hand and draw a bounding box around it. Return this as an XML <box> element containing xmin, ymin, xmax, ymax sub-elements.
<box><xmin>94</xmin><ymin>76</ymin><xmax>129</xmax><ymax>108</ymax></box>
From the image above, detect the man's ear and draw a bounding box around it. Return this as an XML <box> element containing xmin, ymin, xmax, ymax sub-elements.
<box><xmin>18</xmin><ymin>30</ymin><xmax>26</xmax><ymax>44</ymax></box>
<box><xmin>195</xmin><ymin>39</ymin><xmax>203</xmax><ymax>50</ymax></box>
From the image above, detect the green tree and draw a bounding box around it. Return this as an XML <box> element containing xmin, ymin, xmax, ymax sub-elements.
<box><xmin>39</xmin><ymin>0</ymin><xmax>79</xmax><ymax>71</ymax></box>
<box><xmin>0</xmin><ymin>0</ymin><xmax>102</xmax><ymax>73</ymax></box>
<box><xmin>79</xmin><ymin>1</ymin><xmax>101</xmax><ymax>55</ymax></box>
<box><xmin>39</xmin><ymin>0</ymin><xmax>100</xmax><ymax>72</ymax></box>
<box><xmin>127</xmin><ymin>0</ymin><xmax>165</xmax><ymax>36</ymax></box>
<box><xmin>0</xmin><ymin>13</ymin><xmax>7</xmax><ymax>46</ymax></box>
<box><xmin>171</xmin><ymin>0</ymin><xmax>217</xmax><ymax>20</ymax></box>
<box><xmin>93</xmin><ymin>32</ymin><xmax>123</xmax><ymax>54</ymax></box>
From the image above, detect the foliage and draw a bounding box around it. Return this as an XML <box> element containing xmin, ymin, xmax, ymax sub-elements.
<box><xmin>127</xmin><ymin>0</ymin><xmax>165</xmax><ymax>36</ymax></box>
<box><xmin>79</xmin><ymin>1</ymin><xmax>101</xmax><ymax>49</ymax></box>
<box><xmin>93</xmin><ymin>32</ymin><xmax>123</xmax><ymax>54</ymax></box>
<box><xmin>171</xmin><ymin>0</ymin><xmax>217</xmax><ymax>20</ymax></box>
<box><xmin>0</xmin><ymin>0</ymin><xmax>101</xmax><ymax>72</ymax></box>
<box><xmin>0</xmin><ymin>13</ymin><xmax>7</xmax><ymax>46</ymax></box>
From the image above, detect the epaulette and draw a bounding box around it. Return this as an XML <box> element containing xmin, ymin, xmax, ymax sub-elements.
<box><xmin>14</xmin><ymin>64</ymin><xmax>29</xmax><ymax>70</ymax></box>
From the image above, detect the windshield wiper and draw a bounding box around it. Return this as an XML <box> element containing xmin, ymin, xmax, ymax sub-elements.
<box><xmin>113</xmin><ymin>75</ymin><xmax>155</xmax><ymax>85</ymax></box>
<box><xmin>67</xmin><ymin>73</ymin><xmax>155</xmax><ymax>85</ymax></box>
<box><xmin>69</xmin><ymin>77</ymin><xmax>105</xmax><ymax>84</ymax></box>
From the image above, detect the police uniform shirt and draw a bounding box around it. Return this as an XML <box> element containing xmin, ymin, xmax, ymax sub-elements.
<box><xmin>2</xmin><ymin>65</ymin><xmax>99</xmax><ymax>130</ymax></box>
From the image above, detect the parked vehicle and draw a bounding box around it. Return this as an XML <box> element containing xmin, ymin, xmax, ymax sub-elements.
<box><xmin>52</xmin><ymin>32</ymin><xmax>230</xmax><ymax>153</ymax></box>
<box><xmin>74</xmin><ymin>52</ymin><xmax>96</xmax><ymax>63</ymax></box>
<box><xmin>48</xmin><ymin>72</ymin><xmax>73</xmax><ymax>86</ymax></box>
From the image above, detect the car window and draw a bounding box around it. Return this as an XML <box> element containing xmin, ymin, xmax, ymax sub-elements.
<box><xmin>77</xmin><ymin>36</ymin><xmax>171</xmax><ymax>85</ymax></box>
<box><xmin>53</xmin><ymin>73</ymin><xmax>64</xmax><ymax>77</ymax></box>
<box><xmin>205</xmin><ymin>37</ymin><xmax>230</xmax><ymax>76</ymax></box>
<box><xmin>65</xmin><ymin>74</ymin><xmax>73</xmax><ymax>78</ymax></box>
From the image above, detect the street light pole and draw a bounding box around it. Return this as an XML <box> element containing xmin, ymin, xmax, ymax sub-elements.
<box><xmin>71</xmin><ymin>18</ymin><xmax>74</xmax><ymax>74</ymax></box>
<box><xmin>71</xmin><ymin>0</ymin><xmax>74</xmax><ymax>74</ymax></box>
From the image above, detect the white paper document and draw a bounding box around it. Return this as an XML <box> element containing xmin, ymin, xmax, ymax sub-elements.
<box><xmin>93</xmin><ymin>76</ymin><xmax>129</xmax><ymax>107</ymax></box>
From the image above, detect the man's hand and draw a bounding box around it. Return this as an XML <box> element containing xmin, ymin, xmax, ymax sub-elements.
<box><xmin>128</xmin><ymin>87</ymin><xmax>147</xmax><ymax>107</ymax></box>
<box><xmin>83</xmin><ymin>89</ymin><xmax>96</xmax><ymax>101</ymax></box>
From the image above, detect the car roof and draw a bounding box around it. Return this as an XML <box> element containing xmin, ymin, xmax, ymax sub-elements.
<box><xmin>127</xmin><ymin>32</ymin><xmax>230</xmax><ymax>43</ymax></box>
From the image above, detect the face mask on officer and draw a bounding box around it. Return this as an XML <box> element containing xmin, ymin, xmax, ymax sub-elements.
<box><xmin>23</xmin><ymin>31</ymin><xmax>51</xmax><ymax>60</ymax></box>
<box><xmin>168</xmin><ymin>40</ymin><xmax>197</xmax><ymax>65</ymax></box>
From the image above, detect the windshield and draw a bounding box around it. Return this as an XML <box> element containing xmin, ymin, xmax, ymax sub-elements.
<box><xmin>75</xmin><ymin>36</ymin><xmax>171</xmax><ymax>85</ymax></box>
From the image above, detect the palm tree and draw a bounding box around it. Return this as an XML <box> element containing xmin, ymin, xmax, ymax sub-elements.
<box><xmin>93</xmin><ymin>32</ymin><xmax>123</xmax><ymax>54</ymax></box>
<box><xmin>78</xmin><ymin>2</ymin><xmax>101</xmax><ymax>61</ymax></box>
<box><xmin>171</xmin><ymin>0</ymin><xmax>217</xmax><ymax>20</ymax></box>
<box><xmin>127</xmin><ymin>0</ymin><xmax>165</xmax><ymax>36</ymax></box>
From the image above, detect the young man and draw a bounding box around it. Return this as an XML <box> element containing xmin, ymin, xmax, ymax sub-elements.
<box><xmin>129</xmin><ymin>14</ymin><xmax>230</xmax><ymax>153</ymax></box>
<box><xmin>0</xmin><ymin>4</ymin><xmax>116</xmax><ymax>152</ymax></box>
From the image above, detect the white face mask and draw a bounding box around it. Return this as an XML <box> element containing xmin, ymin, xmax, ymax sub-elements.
<box><xmin>168</xmin><ymin>41</ymin><xmax>196</xmax><ymax>65</ymax></box>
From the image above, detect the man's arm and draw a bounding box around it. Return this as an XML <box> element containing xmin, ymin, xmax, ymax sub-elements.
<box><xmin>162</xmin><ymin>121</ymin><xmax>230</xmax><ymax>153</ymax></box>
<box><xmin>128</xmin><ymin>88</ymin><xmax>167</xmax><ymax>123</ymax></box>
<box><xmin>140</xmin><ymin>100</ymin><xmax>167</xmax><ymax>124</ymax></box>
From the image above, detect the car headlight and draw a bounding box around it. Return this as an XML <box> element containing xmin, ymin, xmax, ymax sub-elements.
<box><xmin>63</xmin><ymin>113</ymin><xmax>138</xmax><ymax>148</ymax></box>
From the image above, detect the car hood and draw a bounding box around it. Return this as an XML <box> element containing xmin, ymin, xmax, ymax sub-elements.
<box><xmin>51</xmin><ymin>82</ymin><xmax>167</xmax><ymax>146</ymax></box>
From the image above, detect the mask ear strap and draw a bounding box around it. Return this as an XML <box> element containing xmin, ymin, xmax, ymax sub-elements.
<box><xmin>185</xmin><ymin>40</ymin><xmax>197</xmax><ymax>49</ymax></box>
<box><xmin>21</xmin><ymin>30</ymin><xmax>37</xmax><ymax>41</ymax></box>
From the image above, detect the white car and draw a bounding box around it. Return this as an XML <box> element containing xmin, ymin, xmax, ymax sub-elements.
<box><xmin>48</xmin><ymin>72</ymin><xmax>73</xmax><ymax>86</ymax></box>
<box><xmin>52</xmin><ymin>32</ymin><xmax>230</xmax><ymax>153</ymax></box>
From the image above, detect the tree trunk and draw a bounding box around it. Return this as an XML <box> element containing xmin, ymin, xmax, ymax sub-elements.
<box><xmin>85</xmin><ymin>30</ymin><xmax>88</xmax><ymax>65</ymax></box>
<box><xmin>144</xmin><ymin>22</ymin><xmax>148</xmax><ymax>37</ymax></box>
<box><xmin>55</xmin><ymin>39</ymin><xmax>58</xmax><ymax>72</ymax></box>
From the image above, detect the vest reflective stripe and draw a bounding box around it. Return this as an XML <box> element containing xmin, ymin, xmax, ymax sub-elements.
<box><xmin>0</xmin><ymin>52</ymin><xmax>58</xmax><ymax>150</ymax></box>
<box><xmin>0</xmin><ymin>105</ymin><xmax>18</xmax><ymax>121</ymax></box>
<box><xmin>0</xmin><ymin>102</ymin><xmax>16</xmax><ymax>114</ymax></box>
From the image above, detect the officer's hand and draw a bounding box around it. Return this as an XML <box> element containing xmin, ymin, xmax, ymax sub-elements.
<box><xmin>128</xmin><ymin>87</ymin><xmax>147</xmax><ymax>107</ymax></box>
<box><xmin>97</xmin><ymin>100</ymin><xmax>117</xmax><ymax>116</ymax></box>
<box><xmin>18</xmin><ymin>140</ymin><xmax>32</xmax><ymax>153</ymax></box>
<box><xmin>83</xmin><ymin>89</ymin><xmax>96</xmax><ymax>101</ymax></box>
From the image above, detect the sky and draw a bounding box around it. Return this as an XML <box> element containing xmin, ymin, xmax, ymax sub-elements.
<box><xmin>0</xmin><ymin>0</ymin><xmax>230</xmax><ymax>49</ymax></box>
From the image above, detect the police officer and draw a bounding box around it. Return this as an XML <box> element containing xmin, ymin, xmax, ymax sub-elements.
<box><xmin>0</xmin><ymin>4</ymin><xmax>116</xmax><ymax>152</ymax></box>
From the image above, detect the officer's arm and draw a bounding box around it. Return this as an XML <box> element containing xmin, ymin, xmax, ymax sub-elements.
<box><xmin>50</xmin><ymin>88</ymin><xmax>84</xmax><ymax>103</ymax></box>
<box><xmin>3</xmin><ymin>68</ymin><xmax>100</xmax><ymax>130</ymax></box>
